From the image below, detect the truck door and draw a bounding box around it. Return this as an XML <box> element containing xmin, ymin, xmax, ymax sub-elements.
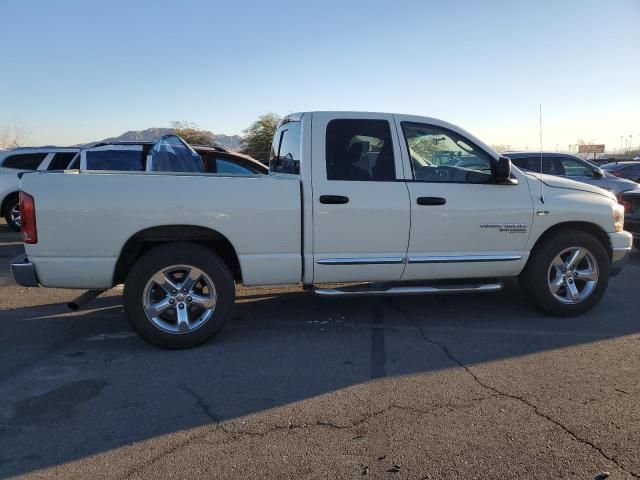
<box><xmin>395</xmin><ymin>118</ymin><xmax>533</xmax><ymax>280</ymax></box>
<box><xmin>311</xmin><ymin>113</ymin><xmax>411</xmax><ymax>283</ymax></box>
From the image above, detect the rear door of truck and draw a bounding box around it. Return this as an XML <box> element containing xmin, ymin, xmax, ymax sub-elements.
<box><xmin>310</xmin><ymin>112</ymin><xmax>410</xmax><ymax>283</ymax></box>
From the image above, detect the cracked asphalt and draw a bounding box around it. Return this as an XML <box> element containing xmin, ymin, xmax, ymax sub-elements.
<box><xmin>0</xmin><ymin>223</ymin><xmax>639</xmax><ymax>479</ymax></box>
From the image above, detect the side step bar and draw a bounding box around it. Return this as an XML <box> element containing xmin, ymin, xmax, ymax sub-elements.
<box><xmin>313</xmin><ymin>282</ymin><xmax>503</xmax><ymax>297</ymax></box>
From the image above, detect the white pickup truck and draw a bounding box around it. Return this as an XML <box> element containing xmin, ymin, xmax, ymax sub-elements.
<box><xmin>11</xmin><ymin>112</ymin><xmax>632</xmax><ymax>348</ymax></box>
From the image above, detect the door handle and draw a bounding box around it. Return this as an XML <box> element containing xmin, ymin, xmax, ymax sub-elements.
<box><xmin>320</xmin><ymin>195</ymin><xmax>349</xmax><ymax>204</ymax></box>
<box><xmin>417</xmin><ymin>196</ymin><xmax>446</xmax><ymax>206</ymax></box>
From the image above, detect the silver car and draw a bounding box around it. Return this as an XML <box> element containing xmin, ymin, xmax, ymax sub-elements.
<box><xmin>505</xmin><ymin>152</ymin><xmax>640</xmax><ymax>198</ymax></box>
<box><xmin>0</xmin><ymin>147</ymin><xmax>79</xmax><ymax>230</ymax></box>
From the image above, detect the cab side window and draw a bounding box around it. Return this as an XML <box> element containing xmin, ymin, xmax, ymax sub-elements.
<box><xmin>325</xmin><ymin>119</ymin><xmax>395</xmax><ymax>181</ymax></box>
<box><xmin>401</xmin><ymin>123</ymin><xmax>493</xmax><ymax>183</ymax></box>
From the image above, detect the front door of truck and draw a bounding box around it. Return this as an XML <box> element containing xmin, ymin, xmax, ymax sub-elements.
<box><xmin>311</xmin><ymin>113</ymin><xmax>410</xmax><ymax>283</ymax></box>
<box><xmin>395</xmin><ymin>118</ymin><xmax>533</xmax><ymax>280</ymax></box>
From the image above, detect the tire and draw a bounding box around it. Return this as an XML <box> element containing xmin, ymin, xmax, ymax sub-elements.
<box><xmin>519</xmin><ymin>229</ymin><xmax>610</xmax><ymax>316</ymax></box>
<box><xmin>3</xmin><ymin>196</ymin><xmax>21</xmax><ymax>232</ymax></box>
<box><xmin>123</xmin><ymin>242</ymin><xmax>235</xmax><ymax>348</ymax></box>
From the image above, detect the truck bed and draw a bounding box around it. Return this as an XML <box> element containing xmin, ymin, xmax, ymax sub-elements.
<box><xmin>21</xmin><ymin>171</ymin><xmax>302</xmax><ymax>288</ymax></box>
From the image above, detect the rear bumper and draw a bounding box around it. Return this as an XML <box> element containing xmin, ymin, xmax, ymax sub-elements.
<box><xmin>10</xmin><ymin>253</ymin><xmax>39</xmax><ymax>287</ymax></box>
<box><xmin>609</xmin><ymin>231</ymin><xmax>633</xmax><ymax>277</ymax></box>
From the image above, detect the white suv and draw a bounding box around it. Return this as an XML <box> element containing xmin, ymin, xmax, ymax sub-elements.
<box><xmin>0</xmin><ymin>147</ymin><xmax>79</xmax><ymax>230</ymax></box>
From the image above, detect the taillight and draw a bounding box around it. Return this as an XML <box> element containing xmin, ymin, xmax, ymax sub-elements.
<box><xmin>619</xmin><ymin>198</ymin><xmax>632</xmax><ymax>214</ymax></box>
<box><xmin>19</xmin><ymin>191</ymin><xmax>37</xmax><ymax>244</ymax></box>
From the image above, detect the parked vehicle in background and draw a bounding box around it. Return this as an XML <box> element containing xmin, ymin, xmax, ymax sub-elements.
<box><xmin>70</xmin><ymin>136</ymin><xmax>267</xmax><ymax>174</ymax></box>
<box><xmin>12</xmin><ymin>112</ymin><xmax>632</xmax><ymax>348</ymax></box>
<box><xmin>0</xmin><ymin>147</ymin><xmax>79</xmax><ymax>230</ymax></box>
<box><xmin>504</xmin><ymin>152</ymin><xmax>640</xmax><ymax>198</ymax></box>
<box><xmin>601</xmin><ymin>162</ymin><xmax>640</xmax><ymax>183</ymax></box>
<box><xmin>619</xmin><ymin>190</ymin><xmax>640</xmax><ymax>250</ymax></box>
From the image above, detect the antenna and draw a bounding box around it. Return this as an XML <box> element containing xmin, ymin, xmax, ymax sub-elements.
<box><xmin>539</xmin><ymin>104</ymin><xmax>544</xmax><ymax>204</ymax></box>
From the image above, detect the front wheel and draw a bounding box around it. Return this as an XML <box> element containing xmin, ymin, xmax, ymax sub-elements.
<box><xmin>124</xmin><ymin>242</ymin><xmax>235</xmax><ymax>348</ymax></box>
<box><xmin>520</xmin><ymin>230</ymin><xmax>610</xmax><ymax>316</ymax></box>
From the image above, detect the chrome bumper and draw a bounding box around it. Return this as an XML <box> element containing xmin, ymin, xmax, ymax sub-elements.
<box><xmin>609</xmin><ymin>231</ymin><xmax>633</xmax><ymax>277</ymax></box>
<box><xmin>10</xmin><ymin>253</ymin><xmax>39</xmax><ymax>287</ymax></box>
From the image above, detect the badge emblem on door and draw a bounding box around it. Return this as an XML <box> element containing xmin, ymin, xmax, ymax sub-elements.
<box><xmin>480</xmin><ymin>223</ymin><xmax>527</xmax><ymax>234</ymax></box>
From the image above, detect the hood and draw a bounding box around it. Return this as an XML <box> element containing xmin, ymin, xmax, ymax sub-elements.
<box><xmin>610</xmin><ymin>175</ymin><xmax>640</xmax><ymax>188</ymax></box>
<box><xmin>524</xmin><ymin>172</ymin><xmax>616</xmax><ymax>200</ymax></box>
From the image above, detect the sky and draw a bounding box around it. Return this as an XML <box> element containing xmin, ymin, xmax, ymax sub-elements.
<box><xmin>1</xmin><ymin>0</ymin><xmax>639</xmax><ymax>152</ymax></box>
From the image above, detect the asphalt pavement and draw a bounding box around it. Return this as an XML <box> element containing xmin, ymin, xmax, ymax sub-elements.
<box><xmin>0</xmin><ymin>222</ymin><xmax>639</xmax><ymax>479</ymax></box>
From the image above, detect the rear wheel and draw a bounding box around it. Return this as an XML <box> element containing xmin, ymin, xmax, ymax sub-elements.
<box><xmin>123</xmin><ymin>242</ymin><xmax>235</xmax><ymax>348</ymax></box>
<box><xmin>520</xmin><ymin>230</ymin><xmax>610</xmax><ymax>316</ymax></box>
<box><xmin>3</xmin><ymin>196</ymin><xmax>21</xmax><ymax>231</ymax></box>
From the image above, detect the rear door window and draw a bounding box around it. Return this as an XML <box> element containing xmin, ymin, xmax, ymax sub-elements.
<box><xmin>1</xmin><ymin>153</ymin><xmax>47</xmax><ymax>170</ymax></box>
<box><xmin>47</xmin><ymin>152</ymin><xmax>77</xmax><ymax>170</ymax></box>
<box><xmin>326</xmin><ymin>119</ymin><xmax>395</xmax><ymax>181</ymax></box>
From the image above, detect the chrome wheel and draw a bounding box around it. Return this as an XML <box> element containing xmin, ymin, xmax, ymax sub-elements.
<box><xmin>9</xmin><ymin>204</ymin><xmax>20</xmax><ymax>228</ymax></box>
<box><xmin>142</xmin><ymin>264</ymin><xmax>217</xmax><ymax>334</ymax></box>
<box><xmin>547</xmin><ymin>247</ymin><xmax>599</xmax><ymax>304</ymax></box>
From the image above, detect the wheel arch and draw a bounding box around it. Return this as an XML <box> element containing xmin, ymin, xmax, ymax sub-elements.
<box><xmin>527</xmin><ymin>221</ymin><xmax>612</xmax><ymax>263</ymax></box>
<box><xmin>113</xmin><ymin>225</ymin><xmax>242</xmax><ymax>285</ymax></box>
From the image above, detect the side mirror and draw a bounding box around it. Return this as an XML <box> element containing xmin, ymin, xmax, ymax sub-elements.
<box><xmin>493</xmin><ymin>156</ymin><xmax>518</xmax><ymax>184</ymax></box>
<box><xmin>593</xmin><ymin>167</ymin><xmax>605</xmax><ymax>179</ymax></box>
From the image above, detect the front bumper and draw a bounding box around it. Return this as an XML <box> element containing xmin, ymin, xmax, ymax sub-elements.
<box><xmin>10</xmin><ymin>253</ymin><xmax>39</xmax><ymax>287</ymax></box>
<box><xmin>608</xmin><ymin>231</ymin><xmax>633</xmax><ymax>276</ymax></box>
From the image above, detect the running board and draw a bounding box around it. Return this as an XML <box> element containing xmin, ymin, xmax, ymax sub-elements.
<box><xmin>313</xmin><ymin>282</ymin><xmax>503</xmax><ymax>297</ymax></box>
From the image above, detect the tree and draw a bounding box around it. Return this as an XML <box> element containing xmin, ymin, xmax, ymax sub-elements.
<box><xmin>169</xmin><ymin>121</ymin><xmax>215</xmax><ymax>146</ymax></box>
<box><xmin>241</xmin><ymin>113</ymin><xmax>281</xmax><ymax>162</ymax></box>
<box><xmin>0</xmin><ymin>122</ymin><xmax>29</xmax><ymax>149</ymax></box>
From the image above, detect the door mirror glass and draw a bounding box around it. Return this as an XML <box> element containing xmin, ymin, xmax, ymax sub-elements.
<box><xmin>493</xmin><ymin>156</ymin><xmax>516</xmax><ymax>184</ymax></box>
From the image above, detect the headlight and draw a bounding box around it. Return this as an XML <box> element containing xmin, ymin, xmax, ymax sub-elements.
<box><xmin>613</xmin><ymin>203</ymin><xmax>625</xmax><ymax>231</ymax></box>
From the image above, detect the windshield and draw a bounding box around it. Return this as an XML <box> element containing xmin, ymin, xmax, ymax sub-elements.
<box><xmin>148</xmin><ymin>135</ymin><xmax>204</xmax><ymax>173</ymax></box>
<box><xmin>601</xmin><ymin>163</ymin><xmax>622</xmax><ymax>171</ymax></box>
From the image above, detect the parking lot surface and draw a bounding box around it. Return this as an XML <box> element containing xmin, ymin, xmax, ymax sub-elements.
<box><xmin>0</xmin><ymin>223</ymin><xmax>639</xmax><ymax>479</ymax></box>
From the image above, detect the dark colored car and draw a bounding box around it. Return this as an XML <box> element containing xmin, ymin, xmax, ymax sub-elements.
<box><xmin>504</xmin><ymin>152</ymin><xmax>640</xmax><ymax>198</ymax></box>
<box><xmin>601</xmin><ymin>161</ymin><xmax>640</xmax><ymax>183</ymax></box>
<box><xmin>620</xmin><ymin>190</ymin><xmax>640</xmax><ymax>250</ymax></box>
<box><xmin>195</xmin><ymin>146</ymin><xmax>268</xmax><ymax>175</ymax></box>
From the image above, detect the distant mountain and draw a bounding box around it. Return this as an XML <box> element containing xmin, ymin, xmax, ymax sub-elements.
<box><xmin>79</xmin><ymin>128</ymin><xmax>242</xmax><ymax>150</ymax></box>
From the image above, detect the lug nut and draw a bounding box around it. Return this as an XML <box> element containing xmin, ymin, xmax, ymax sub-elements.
<box><xmin>169</xmin><ymin>299</ymin><xmax>175</xmax><ymax>305</ymax></box>
<box><xmin>182</xmin><ymin>287</ymin><xmax>188</xmax><ymax>293</ymax></box>
<box><xmin>178</xmin><ymin>303</ymin><xmax>185</xmax><ymax>309</ymax></box>
<box><xmin>171</xmin><ymin>289</ymin><xmax>177</xmax><ymax>294</ymax></box>
<box><xmin>186</xmin><ymin>296</ymin><xmax>192</xmax><ymax>303</ymax></box>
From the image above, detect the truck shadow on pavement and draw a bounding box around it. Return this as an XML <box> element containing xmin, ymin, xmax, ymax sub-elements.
<box><xmin>0</xmin><ymin>255</ymin><xmax>639</xmax><ymax>476</ymax></box>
